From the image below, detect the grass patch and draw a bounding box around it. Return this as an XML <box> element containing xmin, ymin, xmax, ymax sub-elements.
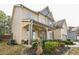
<box><xmin>0</xmin><ymin>41</ymin><xmax>26</xmax><ymax>55</ymax></box>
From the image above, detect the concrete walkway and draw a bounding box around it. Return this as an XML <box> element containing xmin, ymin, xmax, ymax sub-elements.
<box><xmin>64</xmin><ymin>47</ymin><xmax>79</xmax><ymax>55</ymax></box>
<box><xmin>66</xmin><ymin>42</ymin><xmax>79</xmax><ymax>47</ymax></box>
<box><xmin>64</xmin><ymin>42</ymin><xmax>79</xmax><ymax>55</ymax></box>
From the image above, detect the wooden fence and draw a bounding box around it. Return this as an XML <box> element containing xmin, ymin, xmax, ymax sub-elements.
<box><xmin>0</xmin><ymin>35</ymin><xmax>11</xmax><ymax>41</ymax></box>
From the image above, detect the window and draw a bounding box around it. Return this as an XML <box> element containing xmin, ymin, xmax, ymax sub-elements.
<box><xmin>33</xmin><ymin>31</ymin><xmax>36</xmax><ymax>40</ymax></box>
<box><xmin>26</xmin><ymin>12</ymin><xmax>32</xmax><ymax>19</ymax></box>
<box><xmin>47</xmin><ymin>31</ymin><xmax>52</xmax><ymax>40</ymax></box>
<box><xmin>48</xmin><ymin>20</ymin><xmax>52</xmax><ymax>26</ymax></box>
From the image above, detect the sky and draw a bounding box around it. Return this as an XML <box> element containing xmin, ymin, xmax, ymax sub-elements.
<box><xmin>0</xmin><ymin>0</ymin><xmax>79</xmax><ymax>27</ymax></box>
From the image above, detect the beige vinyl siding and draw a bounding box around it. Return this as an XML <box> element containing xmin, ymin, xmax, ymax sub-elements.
<box><xmin>21</xmin><ymin>7</ymin><xmax>38</xmax><ymax>21</ymax></box>
<box><xmin>61</xmin><ymin>22</ymin><xmax>67</xmax><ymax>35</ymax></box>
<box><xmin>61</xmin><ymin>22</ymin><xmax>67</xmax><ymax>40</ymax></box>
<box><xmin>12</xmin><ymin>7</ymin><xmax>23</xmax><ymax>44</ymax></box>
<box><xmin>38</xmin><ymin>14</ymin><xmax>46</xmax><ymax>25</ymax></box>
<box><xmin>54</xmin><ymin>29</ymin><xmax>61</xmax><ymax>39</ymax></box>
<box><xmin>22</xmin><ymin>27</ymin><xmax>29</xmax><ymax>41</ymax></box>
<box><xmin>45</xmin><ymin>17</ymin><xmax>49</xmax><ymax>25</ymax></box>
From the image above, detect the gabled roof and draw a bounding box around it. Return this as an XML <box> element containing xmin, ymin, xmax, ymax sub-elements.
<box><xmin>40</xmin><ymin>7</ymin><xmax>50</xmax><ymax>16</ymax></box>
<box><xmin>40</xmin><ymin>6</ymin><xmax>55</xmax><ymax>21</ymax></box>
<box><xmin>53</xmin><ymin>19</ymin><xmax>66</xmax><ymax>28</ymax></box>
<box><xmin>68</xmin><ymin>26</ymin><xmax>79</xmax><ymax>34</ymax></box>
<box><xmin>48</xmin><ymin>12</ymin><xmax>52</xmax><ymax>17</ymax></box>
<box><xmin>75</xmin><ymin>27</ymin><xmax>79</xmax><ymax>34</ymax></box>
<box><xmin>67</xmin><ymin>26</ymin><xmax>76</xmax><ymax>32</ymax></box>
<box><xmin>48</xmin><ymin>12</ymin><xmax>54</xmax><ymax>21</ymax></box>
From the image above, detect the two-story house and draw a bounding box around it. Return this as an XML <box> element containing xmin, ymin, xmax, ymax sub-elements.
<box><xmin>75</xmin><ymin>27</ymin><xmax>79</xmax><ymax>41</ymax></box>
<box><xmin>67</xmin><ymin>26</ymin><xmax>77</xmax><ymax>41</ymax></box>
<box><xmin>53</xmin><ymin>19</ymin><xmax>67</xmax><ymax>41</ymax></box>
<box><xmin>12</xmin><ymin>4</ymin><xmax>55</xmax><ymax>45</ymax></box>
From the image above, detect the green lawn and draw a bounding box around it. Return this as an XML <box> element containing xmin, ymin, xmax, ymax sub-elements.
<box><xmin>0</xmin><ymin>41</ymin><xmax>27</xmax><ymax>55</ymax></box>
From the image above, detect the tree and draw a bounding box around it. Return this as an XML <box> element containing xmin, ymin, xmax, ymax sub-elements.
<box><xmin>0</xmin><ymin>10</ymin><xmax>11</xmax><ymax>35</ymax></box>
<box><xmin>0</xmin><ymin>10</ymin><xmax>6</xmax><ymax>20</ymax></box>
<box><xmin>4</xmin><ymin>16</ymin><xmax>11</xmax><ymax>35</ymax></box>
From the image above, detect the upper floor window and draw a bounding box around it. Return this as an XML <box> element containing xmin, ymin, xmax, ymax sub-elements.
<box><xmin>26</xmin><ymin>12</ymin><xmax>32</xmax><ymax>19</ymax></box>
<box><xmin>33</xmin><ymin>31</ymin><xmax>36</xmax><ymax>40</ymax></box>
<box><xmin>48</xmin><ymin>19</ymin><xmax>52</xmax><ymax>26</ymax></box>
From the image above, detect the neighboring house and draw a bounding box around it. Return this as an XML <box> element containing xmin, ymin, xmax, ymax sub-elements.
<box><xmin>53</xmin><ymin>19</ymin><xmax>67</xmax><ymax>41</ymax></box>
<box><xmin>12</xmin><ymin>4</ymin><xmax>55</xmax><ymax>44</ymax></box>
<box><xmin>75</xmin><ymin>27</ymin><xmax>79</xmax><ymax>41</ymax></box>
<box><xmin>67</xmin><ymin>26</ymin><xmax>77</xmax><ymax>41</ymax></box>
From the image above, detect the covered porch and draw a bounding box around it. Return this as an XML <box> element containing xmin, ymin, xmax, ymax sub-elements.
<box><xmin>22</xmin><ymin>20</ymin><xmax>53</xmax><ymax>45</ymax></box>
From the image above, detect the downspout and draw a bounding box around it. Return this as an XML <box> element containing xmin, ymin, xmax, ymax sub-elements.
<box><xmin>28</xmin><ymin>19</ymin><xmax>33</xmax><ymax>45</ymax></box>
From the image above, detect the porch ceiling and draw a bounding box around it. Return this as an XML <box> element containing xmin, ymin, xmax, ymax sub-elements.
<box><xmin>22</xmin><ymin>20</ymin><xmax>30</xmax><ymax>28</ymax></box>
<box><xmin>33</xmin><ymin>24</ymin><xmax>46</xmax><ymax>31</ymax></box>
<box><xmin>33</xmin><ymin>20</ymin><xmax>53</xmax><ymax>31</ymax></box>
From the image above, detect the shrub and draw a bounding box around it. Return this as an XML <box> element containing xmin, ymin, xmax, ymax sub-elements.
<box><xmin>53</xmin><ymin>39</ymin><xmax>62</xmax><ymax>42</ymax></box>
<box><xmin>32</xmin><ymin>39</ymin><xmax>43</xmax><ymax>55</ymax></box>
<box><xmin>63</xmin><ymin>39</ymin><xmax>74</xmax><ymax>45</ymax></box>
<box><xmin>67</xmin><ymin>39</ymin><xmax>71</xmax><ymax>41</ymax></box>
<box><xmin>43</xmin><ymin>41</ymin><xmax>65</xmax><ymax>54</ymax></box>
<box><xmin>32</xmin><ymin>39</ymin><xmax>40</xmax><ymax>49</ymax></box>
<box><xmin>32</xmin><ymin>42</ymin><xmax>38</xmax><ymax>49</ymax></box>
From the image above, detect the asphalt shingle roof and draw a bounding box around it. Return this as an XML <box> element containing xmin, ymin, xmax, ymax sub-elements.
<box><xmin>40</xmin><ymin>6</ymin><xmax>55</xmax><ymax>22</ymax></box>
<box><xmin>53</xmin><ymin>19</ymin><xmax>66</xmax><ymax>28</ymax></box>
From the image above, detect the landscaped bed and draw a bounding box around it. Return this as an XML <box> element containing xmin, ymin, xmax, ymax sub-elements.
<box><xmin>42</xmin><ymin>40</ymin><xmax>69</xmax><ymax>55</ymax></box>
<box><xmin>0</xmin><ymin>39</ymin><xmax>72</xmax><ymax>55</ymax></box>
<box><xmin>31</xmin><ymin>39</ymin><xmax>71</xmax><ymax>55</ymax></box>
<box><xmin>0</xmin><ymin>41</ymin><xmax>27</xmax><ymax>55</ymax></box>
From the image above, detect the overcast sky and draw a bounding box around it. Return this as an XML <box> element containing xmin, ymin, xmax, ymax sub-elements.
<box><xmin>0</xmin><ymin>0</ymin><xmax>79</xmax><ymax>27</ymax></box>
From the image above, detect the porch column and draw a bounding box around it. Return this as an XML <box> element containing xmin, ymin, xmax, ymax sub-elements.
<box><xmin>28</xmin><ymin>20</ymin><xmax>33</xmax><ymax>45</ymax></box>
<box><xmin>46</xmin><ymin>28</ymin><xmax>49</xmax><ymax>40</ymax></box>
<box><xmin>35</xmin><ymin>30</ymin><xmax>38</xmax><ymax>39</ymax></box>
<box><xmin>45</xmin><ymin>30</ymin><xmax>47</xmax><ymax>40</ymax></box>
<box><xmin>52</xmin><ymin>30</ymin><xmax>54</xmax><ymax>40</ymax></box>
